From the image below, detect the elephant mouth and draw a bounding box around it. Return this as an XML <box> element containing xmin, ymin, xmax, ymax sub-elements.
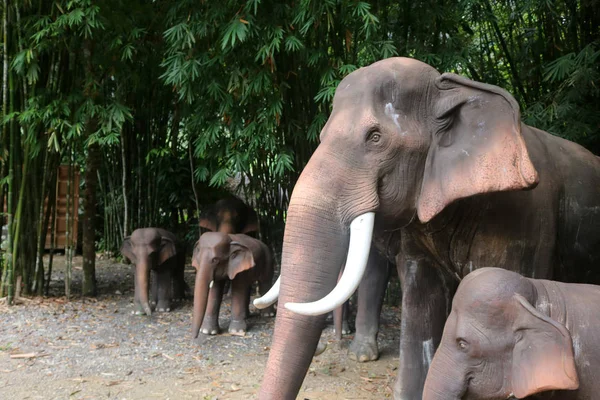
<box><xmin>253</xmin><ymin>212</ymin><xmax>375</xmax><ymax>315</ymax></box>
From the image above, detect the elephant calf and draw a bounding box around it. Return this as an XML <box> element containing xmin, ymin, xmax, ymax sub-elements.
<box><xmin>191</xmin><ymin>232</ymin><xmax>275</xmax><ymax>338</ymax></box>
<box><xmin>120</xmin><ymin>228</ymin><xmax>187</xmax><ymax>316</ymax></box>
<box><xmin>424</xmin><ymin>268</ymin><xmax>600</xmax><ymax>400</ymax></box>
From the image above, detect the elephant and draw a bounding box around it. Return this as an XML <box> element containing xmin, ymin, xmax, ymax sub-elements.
<box><xmin>199</xmin><ymin>196</ymin><xmax>259</xmax><ymax>235</ymax></box>
<box><xmin>424</xmin><ymin>267</ymin><xmax>600</xmax><ymax>400</ymax></box>
<box><xmin>120</xmin><ymin>228</ymin><xmax>186</xmax><ymax>316</ymax></box>
<box><xmin>191</xmin><ymin>232</ymin><xmax>275</xmax><ymax>337</ymax></box>
<box><xmin>331</xmin><ymin>245</ymin><xmax>391</xmax><ymax>362</ymax></box>
<box><xmin>253</xmin><ymin>57</ymin><xmax>600</xmax><ymax>399</ymax></box>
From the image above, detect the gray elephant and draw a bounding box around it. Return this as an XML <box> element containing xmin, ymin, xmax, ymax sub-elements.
<box><xmin>424</xmin><ymin>267</ymin><xmax>600</xmax><ymax>400</ymax></box>
<box><xmin>191</xmin><ymin>232</ymin><xmax>275</xmax><ymax>337</ymax></box>
<box><xmin>199</xmin><ymin>196</ymin><xmax>259</xmax><ymax>235</ymax></box>
<box><xmin>254</xmin><ymin>57</ymin><xmax>600</xmax><ymax>399</ymax></box>
<box><xmin>120</xmin><ymin>228</ymin><xmax>186</xmax><ymax>315</ymax></box>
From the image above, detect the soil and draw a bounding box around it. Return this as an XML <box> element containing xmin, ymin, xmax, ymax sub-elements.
<box><xmin>0</xmin><ymin>255</ymin><xmax>401</xmax><ymax>399</ymax></box>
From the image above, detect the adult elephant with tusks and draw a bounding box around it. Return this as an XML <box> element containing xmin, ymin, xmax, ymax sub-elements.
<box><xmin>253</xmin><ymin>57</ymin><xmax>600</xmax><ymax>399</ymax></box>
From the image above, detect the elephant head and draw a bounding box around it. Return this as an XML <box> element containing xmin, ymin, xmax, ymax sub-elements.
<box><xmin>191</xmin><ymin>232</ymin><xmax>258</xmax><ymax>338</ymax></box>
<box><xmin>423</xmin><ymin>268</ymin><xmax>579</xmax><ymax>399</ymax></box>
<box><xmin>120</xmin><ymin>228</ymin><xmax>177</xmax><ymax>316</ymax></box>
<box><xmin>256</xmin><ymin>57</ymin><xmax>539</xmax><ymax>398</ymax></box>
<box><xmin>199</xmin><ymin>196</ymin><xmax>259</xmax><ymax>234</ymax></box>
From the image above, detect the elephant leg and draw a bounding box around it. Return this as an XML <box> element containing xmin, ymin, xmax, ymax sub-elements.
<box><xmin>200</xmin><ymin>279</ymin><xmax>225</xmax><ymax>335</ymax></box>
<box><xmin>150</xmin><ymin>270</ymin><xmax>158</xmax><ymax>310</ymax></box>
<box><xmin>155</xmin><ymin>269</ymin><xmax>172</xmax><ymax>312</ymax></box>
<box><xmin>348</xmin><ymin>248</ymin><xmax>389</xmax><ymax>362</ymax></box>
<box><xmin>257</xmin><ymin>279</ymin><xmax>276</xmax><ymax>317</ymax></box>
<box><xmin>393</xmin><ymin>256</ymin><xmax>456</xmax><ymax>400</ymax></box>
<box><xmin>341</xmin><ymin>300</ymin><xmax>350</xmax><ymax>334</ymax></box>
<box><xmin>229</xmin><ymin>279</ymin><xmax>251</xmax><ymax>335</ymax></box>
<box><xmin>171</xmin><ymin>255</ymin><xmax>187</xmax><ymax>301</ymax></box>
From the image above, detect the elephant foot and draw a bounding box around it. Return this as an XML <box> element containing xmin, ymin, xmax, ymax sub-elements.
<box><xmin>342</xmin><ymin>321</ymin><xmax>351</xmax><ymax>335</ymax></box>
<box><xmin>335</xmin><ymin>321</ymin><xmax>351</xmax><ymax>336</ymax></box>
<box><xmin>228</xmin><ymin>319</ymin><xmax>247</xmax><ymax>336</ymax></box>
<box><xmin>313</xmin><ymin>339</ymin><xmax>327</xmax><ymax>357</ymax></box>
<box><xmin>260</xmin><ymin>306</ymin><xmax>276</xmax><ymax>318</ymax></box>
<box><xmin>155</xmin><ymin>301</ymin><xmax>171</xmax><ymax>312</ymax></box>
<box><xmin>348</xmin><ymin>335</ymin><xmax>379</xmax><ymax>362</ymax></box>
<box><xmin>200</xmin><ymin>318</ymin><xmax>220</xmax><ymax>335</ymax></box>
<box><xmin>132</xmin><ymin>303</ymin><xmax>152</xmax><ymax>316</ymax></box>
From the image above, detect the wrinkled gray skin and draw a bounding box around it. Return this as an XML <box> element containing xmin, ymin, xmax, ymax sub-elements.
<box><xmin>120</xmin><ymin>228</ymin><xmax>186</xmax><ymax>316</ymax></box>
<box><xmin>424</xmin><ymin>268</ymin><xmax>600</xmax><ymax>400</ymax></box>
<box><xmin>258</xmin><ymin>57</ymin><xmax>600</xmax><ymax>400</ymax></box>
<box><xmin>191</xmin><ymin>232</ymin><xmax>275</xmax><ymax>338</ymax></box>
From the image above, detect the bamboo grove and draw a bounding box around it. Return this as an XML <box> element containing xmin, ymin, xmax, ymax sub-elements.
<box><xmin>0</xmin><ymin>0</ymin><xmax>598</xmax><ymax>304</ymax></box>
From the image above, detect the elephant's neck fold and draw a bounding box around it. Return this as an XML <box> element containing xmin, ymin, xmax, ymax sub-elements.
<box><xmin>532</xmin><ymin>280</ymin><xmax>568</xmax><ymax>326</ymax></box>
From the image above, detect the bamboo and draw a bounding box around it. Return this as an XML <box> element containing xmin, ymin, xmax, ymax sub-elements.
<box><xmin>45</xmin><ymin>173</ymin><xmax>58</xmax><ymax>296</ymax></box>
<box><xmin>65</xmin><ymin>151</ymin><xmax>73</xmax><ymax>299</ymax></box>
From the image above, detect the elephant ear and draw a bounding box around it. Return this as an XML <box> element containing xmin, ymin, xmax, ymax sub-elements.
<box><xmin>158</xmin><ymin>236</ymin><xmax>178</xmax><ymax>265</ymax></box>
<box><xmin>227</xmin><ymin>241</ymin><xmax>256</xmax><ymax>280</ymax></box>
<box><xmin>120</xmin><ymin>237</ymin><xmax>136</xmax><ymax>263</ymax></box>
<box><xmin>511</xmin><ymin>293</ymin><xmax>579</xmax><ymax>398</ymax></box>
<box><xmin>242</xmin><ymin>207</ymin><xmax>260</xmax><ymax>234</ymax></box>
<box><xmin>417</xmin><ymin>73</ymin><xmax>539</xmax><ymax>223</ymax></box>
<box><xmin>199</xmin><ymin>215</ymin><xmax>218</xmax><ymax>232</ymax></box>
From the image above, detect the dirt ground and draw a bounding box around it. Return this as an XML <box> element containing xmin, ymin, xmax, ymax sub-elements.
<box><xmin>0</xmin><ymin>255</ymin><xmax>401</xmax><ymax>399</ymax></box>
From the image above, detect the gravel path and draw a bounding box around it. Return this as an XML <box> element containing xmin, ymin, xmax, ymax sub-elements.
<box><xmin>0</xmin><ymin>256</ymin><xmax>400</xmax><ymax>399</ymax></box>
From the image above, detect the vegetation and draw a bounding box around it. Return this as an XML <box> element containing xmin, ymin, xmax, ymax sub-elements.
<box><xmin>1</xmin><ymin>0</ymin><xmax>598</xmax><ymax>303</ymax></box>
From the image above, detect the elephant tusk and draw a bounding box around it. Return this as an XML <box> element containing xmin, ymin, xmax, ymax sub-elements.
<box><xmin>285</xmin><ymin>212</ymin><xmax>375</xmax><ymax>316</ymax></box>
<box><xmin>209</xmin><ymin>280</ymin><xmax>214</xmax><ymax>289</ymax></box>
<box><xmin>253</xmin><ymin>276</ymin><xmax>280</xmax><ymax>309</ymax></box>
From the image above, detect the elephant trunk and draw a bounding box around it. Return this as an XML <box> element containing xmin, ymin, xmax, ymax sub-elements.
<box><xmin>135</xmin><ymin>261</ymin><xmax>152</xmax><ymax>316</ymax></box>
<box><xmin>191</xmin><ymin>265</ymin><xmax>212</xmax><ymax>338</ymax></box>
<box><xmin>423</xmin><ymin>347</ymin><xmax>467</xmax><ymax>400</ymax></box>
<box><xmin>259</xmin><ymin>148</ymin><xmax>378</xmax><ymax>399</ymax></box>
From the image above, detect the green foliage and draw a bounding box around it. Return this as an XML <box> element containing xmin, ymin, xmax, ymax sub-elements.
<box><xmin>1</xmin><ymin>0</ymin><xmax>599</xmax><ymax>296</ymax></box>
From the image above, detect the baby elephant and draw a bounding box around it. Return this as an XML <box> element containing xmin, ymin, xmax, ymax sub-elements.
<box><xmin>191</xmin><ymin>232</ymin><xmax>275</xmax><ymax>338</ymax></box>
<box><xmin>120</xmin><ymin>228</ymin><xmax>187</xmax><ymax>316</ymax></box>
<box><xmin>424</xmin><ymin>267</ymin><xmax>600</xmax><ymax>400</ymax></box>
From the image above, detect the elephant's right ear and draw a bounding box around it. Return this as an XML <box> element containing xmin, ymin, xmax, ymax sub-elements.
<box><xmin>120</xmin><ymin>237</ymin><xmax>136</xmax><ymax>263</ymax></box>
<box><xmin>510</xmin><ymin>293</ymin><xmax>579</xmax><ymax>398</ymax></box>
<box><xmin>242</xmin><ymin>208</ymin><xmax>260</xmax><ymax>234</ymax></box>
<box><xmin>417</xmin><ymin>74</ymin><xmax>539</xmax><ymax>222</ymax></box>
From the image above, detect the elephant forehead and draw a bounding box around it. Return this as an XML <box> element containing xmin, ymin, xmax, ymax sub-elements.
<box><xmin>131</xmin><ymin>228</ymin><xmax>160</xmax><ymax>243</ymax></box>
<box><xmin>199</xmin><ymin>232</ymin><xmax>229</xmax><ymax>245</ymax></box>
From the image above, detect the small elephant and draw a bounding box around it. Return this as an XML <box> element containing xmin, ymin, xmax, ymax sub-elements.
<box><xmin>424</xmin><ymin>267</ymin><xmax>600</xmax><ymax>400</ymax></box>
<box><xmin>120</xmin><ymin>228</ymin><xmax>186</xmax><ymax>316</ymax></box>
<box><xmin>191</xmin><ymin>232</ymin><xmax>275</xmax><ymax>338</ymax></box>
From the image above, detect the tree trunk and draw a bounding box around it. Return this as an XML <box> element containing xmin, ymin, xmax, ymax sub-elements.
<box><xmin>82</xmin><ymin>140</ymin><xmax>100</xmax><ymax>297</ymax></box>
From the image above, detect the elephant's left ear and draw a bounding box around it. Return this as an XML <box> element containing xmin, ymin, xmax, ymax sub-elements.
<box><xmin>159</xmin><ymin>237</ymin><xmax>177</xmax><ymax>264</ymax></box>
<box><xmin>120</xmin><ymin>237</ymin><xmax>136</xmax><ymax>263</ymax></box>
<box><xmin>417</xmin><ymin>73</ymin><xmax>539</xmax><ymax>222</ymax></box>
<box><xmin>227</xmin><ymin>242</ymin><xmax>255</xmax><ymax>280</ymax></box>
<box><xmin>511</xmin><ymin>294</ymin><xmax>579</xmax><ymax>398</ymax></box>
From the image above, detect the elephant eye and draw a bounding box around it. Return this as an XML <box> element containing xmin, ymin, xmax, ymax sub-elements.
<box><xmin>368</xmin><ymin>131</ymin><xmax>381</xmax><ymax>143</ymax></box>
<box><xmin>457</xmin><ymin>339</ymin><xmax>469</xmax><ymax>351</ymax></box>
<box><xmin>211</xmin><ymin>257</ymin><xmax>219</xmax><ymax>264</ymax></box>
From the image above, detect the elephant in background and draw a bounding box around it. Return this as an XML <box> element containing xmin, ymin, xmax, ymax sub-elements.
<box><xmin>199</xmin><ymin>196</ymin><xmax>259</xmax><ymax>235</ymax></box>
<box><xmin>120</xmin><ymin>228</ymin><xmax>186</xmax><ymax>316</ymax></box>
<box><xmin>255</xmin><ymin>57</ymin><xmax>600</xmax><ymax>399</ymax></box>
<box><xmin>192</xmin><ymin>232</ymin><xmax>275</xmax><ymax>337</ymax></box>
<box><xmin>424</xmin><ymin>268</ymin><xmax>600</xmax><ymax>400</ymax></box>
<box><xmin>331</xmin><ymin>245</ymin><xmax>391</xmax><ymax>362</ymax></box>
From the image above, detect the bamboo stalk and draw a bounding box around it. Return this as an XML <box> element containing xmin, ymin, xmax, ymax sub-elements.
<box><xmin>45</xmin><ymin>171</ymin><xmax>58</xmax><ymax>296</ymax></box>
